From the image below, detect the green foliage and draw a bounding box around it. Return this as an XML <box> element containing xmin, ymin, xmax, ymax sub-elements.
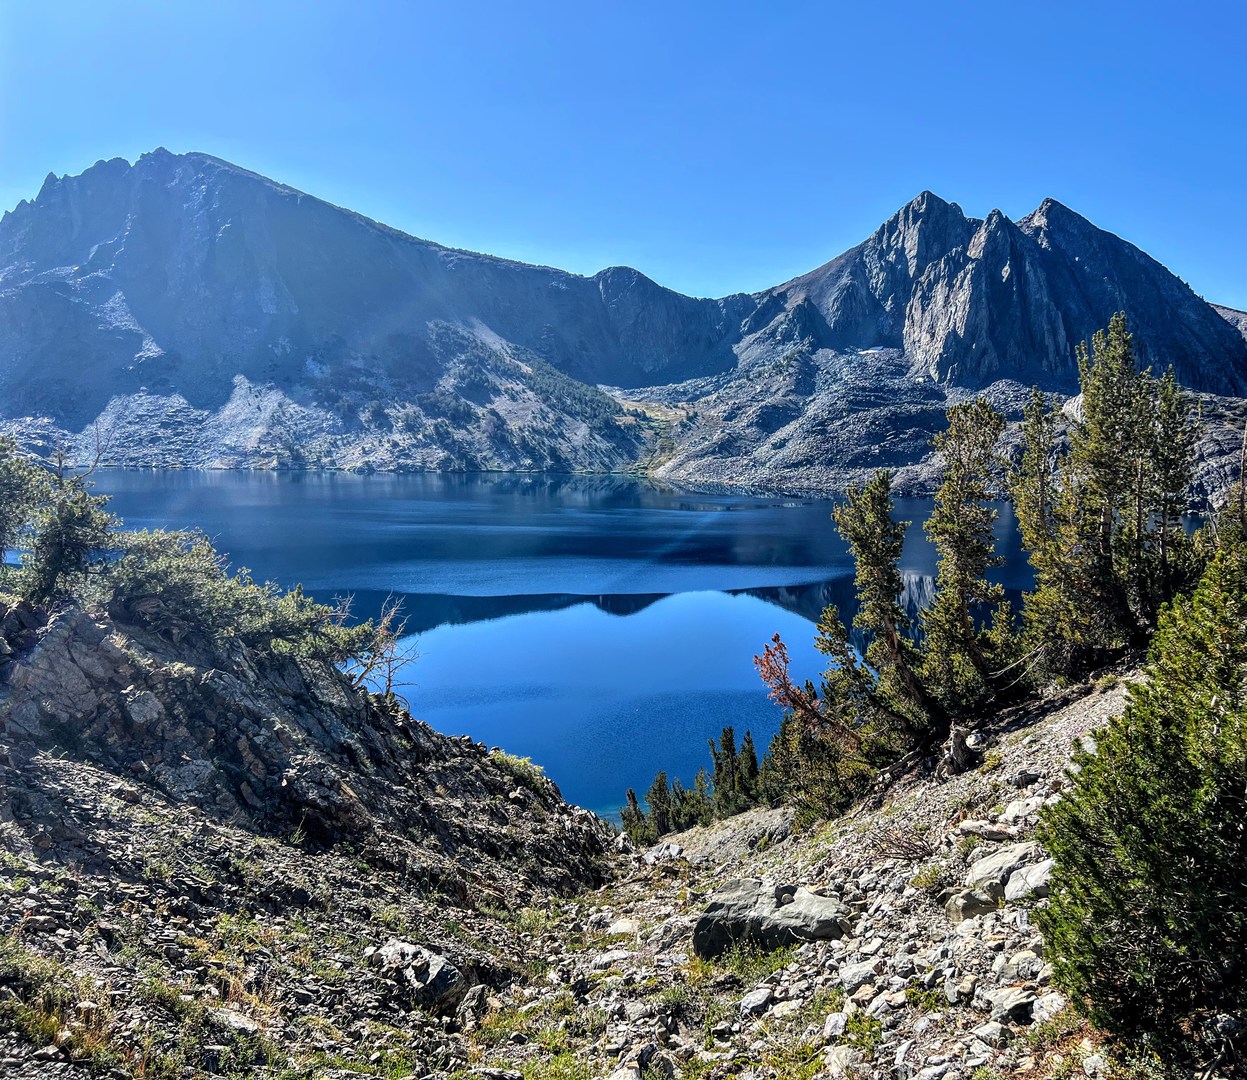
<box><xmin>0</xmin><ymin>440</ymin><xmax>390</xmax><ymax>683</ymax></box>
<box><xmin>620</xmin><ymin>787</ymin><xmax>653</xmax><ymax>845</ymax></box>
<box><xmin>107</xmin><ymin>528</ymin><xmax>373</xmax><ymax>661</ymax></box>
<box><xmin>0</xmin><ymin>438</ymin><xmax>48</xmax><ymax>571</ymax></box>
<box><xmin>644</xmin><ymin>770</ymin><xmax>673</xmax><ymax>836</ymax></box>
<box><xmin>841</xmin><ymin>1009</ymin><xmax>883</xmax><ymax>1052</ymax></box>
<box><xmin>1037</xmin><ymin>545</ymin><xmax>1247</xmax><ymax>1063</ymax></box>
<box><xmin>1015</xmin><ymin>314</ymin><xmax>1203</xmax><ymax>678</ymax></box>
<box><xmin>22</xmin><ymin>475</ymin><xmax>115</xmax><ymax>601</ymax></box>
<box><xmin>522</xmin><ymin>358</ymin><xmax>624</xmax><ymax>429</ymax></box>
<box><xmin>920</xmin><ymin>398</ymin><xmax>1011</xmax><ymax>712</ymax></box>
<box><xmin>718</xmin><ymin>940</ymin><xmax>795</xmax><ymax>984</ymax></box>
<box><xmin>489</xmin><ymin>750</ymin><xmax>548</xmax><ymax>794</ymax></box>
<box><xmin>833</xmin><ymin>470</ymin><xmax>928</xmax><ymax>732</ymax></box>
<box><xmin>623</xmin><ymin>728</ymin><xmax>764</xmax><ymax>842</ymax></box>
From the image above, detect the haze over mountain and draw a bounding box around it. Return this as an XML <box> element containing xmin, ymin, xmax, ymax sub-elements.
<box><xmin>1</xmin><ymin>149</ymin><xmax>1244</xmax><ymax>489</ymax></box>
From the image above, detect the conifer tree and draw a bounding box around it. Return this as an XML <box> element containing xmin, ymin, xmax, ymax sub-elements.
<box><xmin>25</xmin><ymin>476</ymin><xmax>115</xmax><ymax>601</ymax></box>
<box><xmin>1037</xmin><ymin>545</ymin><xmax>1247</xmax><ymax>1063</ymax></box>
<box><xmin>645</xmin><ymin>771</ymin><xmax>672</xmax><ymax>837</ymax></box>
<box><xmin>620</xmin><ymin>788</ymin><xmax>652</xmax><ymax>845</ymax></box>
<box><xmin>1151</xmin><ymin>367</ymin><xmax>1198</xmax><ymax>600</ymax></box>
<box><xmin>0</xmin><ymin>438</ymin><xmax>48</xmax><ymax>574</ymax></box>
<box><xmin>1011</xmin><ymin>388</ymin><xmax>1058</xmax><ymax>573</ymax></box>
<box><xmin>709</xmin><ymin>726</ymin><xmax>739</xmax><ymax>817</ymax></box>
<box><xmin>691</xmin><ymin>769</ymin><xmax>714</xmax><ymax>825</ymax></box>
<box><xmin>1015</xmin><ymin>314</ymin><xmax>1201</xmax><ymax>676</ymax></box>
<box><xmin>738</xmin><ymin>730</ymin><xmax>760</xmax><ymax>803</ymax></box>
<box><xmin>832</xmin><ymin>470</ymin><xmax>931</xmax><ymax>731</ymax></box>
<box><xmin>920</xmin><ymin>398</ymin><xmax>1008</xmax><ymax>711</ymax></box>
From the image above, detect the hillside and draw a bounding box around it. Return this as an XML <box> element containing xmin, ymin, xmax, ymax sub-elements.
<box><xmin>3</xmin><ymin>152</ymin><xmax>1247</xmax><ymax>493</ymax></box>
<box><xmin>0</xmin><ymin>595</ymin><xmax>613</xmax><ymax>1075</ymax></box>
<box><xmin>0</xmin><ymin>593</ymin><xmax>1179</xmax><ymax>1077</ymax></box>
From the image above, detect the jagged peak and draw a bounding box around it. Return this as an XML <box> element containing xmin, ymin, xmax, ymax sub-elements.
<box><xmin>1019</xmin><ymin>196</ymin><xmax>1095</xmax><ymax>234</ymax></box>
<box><xmin>888</xmin><ymin>190</ymin><xmax>967</xmax><ymax>224</ymax></box>
<box><xmin>907</xmin><ymin>190</ymin><xmax>955</xmax><ymax>214</ymax></box>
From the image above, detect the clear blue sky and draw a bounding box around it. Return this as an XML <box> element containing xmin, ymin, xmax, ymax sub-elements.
<box><xmin>2</xmin><ymin>0</ymin><xmax>1243</xmax><ymax>307</ymax></box>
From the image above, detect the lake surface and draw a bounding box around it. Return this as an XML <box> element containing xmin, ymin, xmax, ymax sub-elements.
<box><xmin>91</xmin><ymin>470</ymin><xmax>1028</xmax><ymax>818</ymax></box>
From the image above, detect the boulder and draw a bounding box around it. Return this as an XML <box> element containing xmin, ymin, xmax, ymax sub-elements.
<box><xmin>985</xmin><ymin>986</ymin><xmax>1036</xmax><ymax>1025</ymax></box>
<box><xmin>692</xmin><ymin>878</ymin><xmax>851</xmax><ymax>959</ymax></box>
<box><xmin>966</xmin><ymin>843</ymin><xmax>1040</xmax><ymax>896</ymax></box>
<box><xmin>840</xmin><ymin>958</ymin><xmax>886</xmax><ymax>994</ymax></box>
<box><xmin>822</xmin><ymin>1011</ymin><xmax>849</xmax><ymax>1040</ymax></box>
<box><xmin>825</xmin><ymin>1045</ymin><xmax>861</xmax><ymax>1078</ymax></box>
<box><xmin>1004</xmin><ymin>859</ymin><xmax>1054</xmax><ymax>901</ymax></box>
<box><xmin>972</xmin><ymin>1020</ymin><xmax>1009</xmax><ymax>1047</ymax></box>
<box><xmin>1032</xmin><ymin>990</ymin><xmax>1068</xmax><ymax>1024</ymax></box>
<box><xmin>944</xmin><ymin>888</ymin><xmax>998</xmax><ymax>923</ymax></box>
<box><xmin>739</xmin><ymin>987</ymin><xmax>773</xmax><ymax>1016</ymax></box>
<box><xmin>369</xmin><ymin>939</ymin><xmax>468</xmax><ymax>1015</ymax></box>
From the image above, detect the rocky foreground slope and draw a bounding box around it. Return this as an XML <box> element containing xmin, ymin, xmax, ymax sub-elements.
<box><xmin>0</xmin><ymin>596</ymin><xmax>612</xmax><ymax>1076</ymax></box>
<box><xmin>0</xmin><ymin>583</ymin><xmax>1195</xmax><ymax>1078</ymax></box>
<box><xmin>4</xmin><ymin>150</ymin><xmax>1247</xmax><ymax>495</ymax></box>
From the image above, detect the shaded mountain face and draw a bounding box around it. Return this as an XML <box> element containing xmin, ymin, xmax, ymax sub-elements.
<box><xmin>0</xmin><ymin>149</ymin><xmax>744</xmax><ymax>459</ymax></box>
<box><xmin>1</xmin><ymin>150</ymin><xmax>1244</xmax><ymax>483</ymax></box>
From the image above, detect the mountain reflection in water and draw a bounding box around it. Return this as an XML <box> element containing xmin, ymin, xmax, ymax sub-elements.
<box><xmin>92</xmin><ymin>470</ymin><xmax>1027</xmax><ymax>817</ymax></box>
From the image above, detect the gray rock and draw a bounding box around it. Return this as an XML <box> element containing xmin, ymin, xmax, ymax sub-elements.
<box><xmin>944</xmin><ymin>889</ymin><xmax>998</xmax><ymax>923</ymax></box>
<box><xmin>986</xmin><ymin>986</ymin><xmax>1037</xmax><ymax>1025</ymax></box>
<box><xmin>971</xmin><ymin>1020</ymin><xmax>1008</xmax><ymax>1047</ymax></box>
<box><xmin>825</xmin><ymin>1045</ymin><xmax>860</xmax><ymax>1078</ymax></box>
<box><xmin>739</xmin><ymin>987</ymin><xmax>773</xmax><ymax>1016</ymax></box>
<box><xmin>966</xmin><ymin>843</ymin><xmax>1040</xmax><ymax>895</ymax></box>
<box><xmin>370</xmin><ymin>939</ymin><xmax>469</xmax><ymax>1015</ymax></box>
<box><xmin>822</xmin><ymin>1011</ymin><xmax>848</xmax><ymax>1040</ymax></box>
<box><xmin>1004</xmin><ymin>859</ymin><xmax>1054</xmax><ymax>901</ymax></box>
<box><xmin>1032</xmin><ymin>991</ymin><xmax>1068</xmax><ymax>1024</ymax></box>
<box><xmin>840</xmin><ymin>958</ymin><xmax>886</xmax><ymax>994</ymax></box>
<box><xmin>692</xmin><ymin>879</ymin><xmax>851</xmax><ymax>959</ymax></box>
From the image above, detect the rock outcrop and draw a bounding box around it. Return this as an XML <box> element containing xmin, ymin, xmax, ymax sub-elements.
<box><xmin>0</xmin><ymin>597</ymin><xmax>610</xmax><ymax>894</ymax></box>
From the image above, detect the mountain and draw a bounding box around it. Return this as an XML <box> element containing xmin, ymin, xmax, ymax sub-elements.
<box><xmin>2</xmin><ymin>150</ymin><xmax>1244</xmax><ymax>486</ymax></box>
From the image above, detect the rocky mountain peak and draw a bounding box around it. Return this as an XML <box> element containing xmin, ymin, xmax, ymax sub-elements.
<box><xmin>871</xmin><ymin>190</ymin><xmax>974</xmax><ymax>278</ymax></box>
<box><xmin>1019</xmin><ymin>195</ymin><xmax>1089</xmax><ymax>235</ymax></box>
<box><xmin>2</xmin><ymin>150</ymin><xmax>1246</xmax><ymax>486</ymax></box>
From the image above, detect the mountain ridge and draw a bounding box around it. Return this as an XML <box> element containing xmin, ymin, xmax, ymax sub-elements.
<box><xmin>2</xmin><ymin>150</ymin><xmax>1246</xmax><ymax>491</ymax></box>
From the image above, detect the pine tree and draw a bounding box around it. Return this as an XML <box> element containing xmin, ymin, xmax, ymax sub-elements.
<box><xmin>620</xmin><ymin>788</ymin><xmax>654</xmax><ymax>845</ymax></box>
<box><xmin>24</xmin><ymin>476</ymin><xmax>115</xmax><ymax>602</ymax></box>
<box><xmin>920</xmin><ymin>398</ymin><xmax>1008</xmax><ymax>711</ymax></box>
<box><xmin>1011</xmin><ymin>388</ymin><xmax>1058</xmax><ymax>574</ymax></box>
<box><xmin>832</xmin><ymin>470</ymin><xmax>932</xmax><ymax>732</ymax></box>
<box><xmin>1016</xmin><ymin>315</ymin><xmax>1202</xmax><ymax>677</ymax></box>
<box><xmin>0</xmin><ymin>438</ymin><xmax>48</xmax><ymax>575</ymax></box>
<box><xmin>708</xmin><ymin>726</ymin><xmax>739</xmax><ymax>817</ymax></box>
<box><xmin>645</xmin><ymin>771</ymin><xmax>672</xmax><ymax>838</ymax></box>
<box><xmin>1151</xmin><ymin>367</ymin><xmax>1199</xmax><ymax>603</ymax></box>
<box><xmin>691</xmin><ymin>769</ymin><xmax>714</xmax><ymax>825</ymax></box>
<box><xmin>738</xmin><ymin>730</ymin><xmax>760</xmax><ymax>804</ymax></box>
<box><xmin>1037</xmin><ymin>545</ymin><xmax>1247</xmax><ymax>1063</ymax></box>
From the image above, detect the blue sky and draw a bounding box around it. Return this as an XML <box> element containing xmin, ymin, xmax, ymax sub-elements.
<box><xmin>1</xmin><ymin>0</ymin><xmax>1243</xmax><ymax>307</ymax></box>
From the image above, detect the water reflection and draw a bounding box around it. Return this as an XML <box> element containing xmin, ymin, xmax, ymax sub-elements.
<box><xmin>91</xmin><ymin>470</ymin><xmax>1029</xmax><ymax>816</ymax></box>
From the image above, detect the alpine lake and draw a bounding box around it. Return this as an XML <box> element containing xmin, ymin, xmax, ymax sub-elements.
<box><xmin>91</xmin><ymin>470</ymin><xmax>1030</xmax><ymax>820</ymax></box>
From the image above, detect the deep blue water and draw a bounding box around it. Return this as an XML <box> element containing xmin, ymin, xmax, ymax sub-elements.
<box><xmin>90</xmin><ymin>470</ymin><xmax>1028</xmax><ymax>818</ymax></box>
